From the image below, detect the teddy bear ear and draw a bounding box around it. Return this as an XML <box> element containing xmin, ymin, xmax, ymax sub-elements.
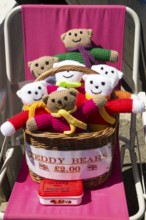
<box><xmin>16</xmin><ymin>89</ymin><xmax>22</xmax><ymax>98</ymax></box>
<box><xmin>40</xmin><ymin>80</ymin><xmax>47</xmax><ymax>87</ymax></box>
<box><xmin>60</xmin><ymin>33</ymin><xmax>66</xmax><ymax>41</ymax></box>
<box><xmin>82</xmin><ymin>74</ymin><xmax>88</xmax><ymax>81</ymax></box>
<box><xmin>53</xmin><ymin>57</ymin><xmax>59</xmax><ymax>62</ymax></box>
<box><xmin>69</xmin><ymin>88</ymin><xmax>78</xmax><ymax>97</ymax></box>
<box><xmin>28</xmin><ymin>61</ymin><xmax>32</xmax><ymax>67</ymax></box>
<box><xmin>118</xmin><ymin>70</ymin><xmax>123</xmax><ymax>79</ymax></box>
<box><xmin>87</xmin><ymin>29</ymin><xmax>93</xmax><ymax>37</ymax></box>
<box><xmin>42</xmin><ymin>95</ymin><xmax>49</xmax><ymax>104</ymax></box>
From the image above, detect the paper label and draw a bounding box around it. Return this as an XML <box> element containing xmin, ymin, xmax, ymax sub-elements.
<box><xmin>25</xmin><ymin>142</ymin><xmax>112</xmax><ymax>180</ymax></box>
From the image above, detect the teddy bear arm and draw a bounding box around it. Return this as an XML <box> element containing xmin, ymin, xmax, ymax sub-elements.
<box><xmin>55</xmin><ymin>52</ymin><xmax>85</xmax><ymax>64</ymax></box>
<box><xmin>81</xmin><ymin>97</ymin><xmax>106</xmax><ymax>116</ymax></box>
<box><xmin>27</xmin><ymin>114</ymin><xmax>52</xmax><ymax>131</ymax></box>
<box><xmin>90</xmin><ymin>48</ymin><xmax>118</xmax><ymax>62</ymax></box>
<box><xmin>8</xmin><ymin>110</ymin><xmax>29</xmax><ymax>130</ymax></box>
<box><xmin>106</xmin><ymin>99</ymin><xmax>133</xmax><ymax>113</ymax></box>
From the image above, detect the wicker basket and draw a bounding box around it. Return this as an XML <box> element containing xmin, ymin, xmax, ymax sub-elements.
<box><xmin>24</xmin><ymin>65</ymin><xmax>117</xmax><ymax>189</ymax></box>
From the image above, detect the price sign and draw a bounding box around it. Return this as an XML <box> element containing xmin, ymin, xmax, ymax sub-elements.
<box><xmin>25</xmin><ymin>142</ymin><xmax>112</xmax><ymax>180</ymax></box>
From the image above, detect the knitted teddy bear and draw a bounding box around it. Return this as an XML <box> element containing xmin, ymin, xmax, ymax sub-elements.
<box><xmin>28</xmin><ymin>56</ymin><xmax>59</xmax><ymax>79</ymax></box>
<box><xmin>26</xmin><ymin>88</ymin><xmax>107</xmax><ymax>135</ymax></box>
<box><xmin>0</xmin><ymin>81</ymin><xmax>49</xmax><ymax>137</ymax></box>
<box><xmin>55</xmin><ymin>29</ymin><xmax>118</xmax><ymax>68</ymax></box>
<box><xmin>91</xmin><ymin>64</ymin><xmax>137</xmax><ymax>99</ymax></box>
<box><xmin>46</xmin><ymin>60</ymin><xmax>85</xmax><ymax>90</ymax></box>
<box><xmin>82</xmin><ymin>74</ymin><xmax>145</xmax><ymax>131</ymax></box>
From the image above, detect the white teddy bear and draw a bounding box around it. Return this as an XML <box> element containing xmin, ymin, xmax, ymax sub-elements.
<box><xmin>1</xmin><ymin>81</ymin><xmax>48</xmax><ymax>136</ymax></box>
<box><xmin>53</xmin><ymin>60</ymin><xmax>85</xmax><ymax>89</ymax></box>
<box><xmin>82</xmin><ymin>74</ymin><xmax>145</xmax><ymax>114</ymax></box>
<box><xmin>91</xmin><ymin>64</ymin><xmax>138</xmax><ymax>99</ymax></box>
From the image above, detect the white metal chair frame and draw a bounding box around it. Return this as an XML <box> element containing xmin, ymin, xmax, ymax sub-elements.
<box><xmin>0</xmin><ymin>5</ymin><xmax>145</xmax><ymax>220</ymax></box>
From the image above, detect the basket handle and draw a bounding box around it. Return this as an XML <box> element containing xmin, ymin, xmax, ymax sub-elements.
<box><xmin>35</xmin><ymin>65</ymin><xmax>98</xmax><ymax>81</ymax></box>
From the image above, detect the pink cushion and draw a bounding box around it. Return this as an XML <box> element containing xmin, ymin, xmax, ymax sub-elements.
<box><xmin>4</xmin><ymin>140</ymin><xmax>129</xmax><ymax>220</ymax></box>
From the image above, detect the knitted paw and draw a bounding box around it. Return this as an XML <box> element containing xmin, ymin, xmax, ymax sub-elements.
<box><xmin>110</xmin><ymin>50</ymin><xmax>118</xmax><ymax>62</ymax></box>
<box><xmin>92</xmin><ymin>94</ymin><xmax>107</xmax><ymax>108</ymax></box>
<box><xmin>132</xmin><ymin>99</ymin><xmax>145</xmax><ymax>113</ymax></box>
<box><xmin>26</xmin><ymin>118</ymin><xmax>38</xmax><ymax>131</ymax></box>
<box><xmin>1</xmin><ymin>121</ymin><xmax>16</xmax><ymax>136</ymax></box>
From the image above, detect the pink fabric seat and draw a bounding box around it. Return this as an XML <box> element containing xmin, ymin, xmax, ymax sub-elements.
<box><xmin>4</xmin><ymin>141</ymin><xmax>129</xmax><ymax>220</ymax></box>
<box><xmin>4</xmin><ymin>5</ymin><xmax>129</xmax><ymax>219</ymax></box>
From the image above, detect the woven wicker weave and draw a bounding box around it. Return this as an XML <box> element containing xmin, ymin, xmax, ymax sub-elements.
<box><xmin>24</xmin><ymin>65</ymin><xmax>117</xmax><ymax>188</ymax></box>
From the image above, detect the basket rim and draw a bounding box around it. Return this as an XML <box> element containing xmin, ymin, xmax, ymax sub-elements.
<box><xmin>35</xmin><ymin>65</ymin><xmax>98</xmax><ymax>81</ymax></box>
<box><xmin>24</xmin><ymin>122</ymin><xmax>117</xmax><ymax>140</ymax></box>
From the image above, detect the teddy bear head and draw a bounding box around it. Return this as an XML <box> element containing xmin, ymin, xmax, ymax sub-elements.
<box><xmin>82</xmin><ymin>74</ymin><xmax>114</xmax><ymax>97</ymax></box>
<box><xmin>16</xmin><ymin>81</ymin><xmax>48</xmax><ymax>105</ymax></box>
<box><xmin>53</xmin><ymin>60</ymin><xmax>85</xmax><ymax>85</ymax></box>
<box><xmin>60</xmin><ymin>28</ymin><xmax>93</xmax><ymax>49</ymax></box>
<box><xmin>91</xmin><ymin>64</ymin><xmax>123</xmax><ymax>88</ymax></box>
<box><xmin>28</xmin><ymin>56</ymin><xmax>59</xmax><ymax>78</ymax></box>
<box><xmin>42</xmin><ymin>88</ymin><xmax>78</xmax><ymax>113</ymax></box>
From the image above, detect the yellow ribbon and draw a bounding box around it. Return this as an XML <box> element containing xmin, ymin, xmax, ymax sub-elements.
<box><xmin>23</xmin><ymin>101</ymin><xmax>50</xmax><ymax>118</ymax></box>
<box><xmin>51</xmin><ymin>106</ymin><xmax>87</xmax><ymax>135</ymax></box>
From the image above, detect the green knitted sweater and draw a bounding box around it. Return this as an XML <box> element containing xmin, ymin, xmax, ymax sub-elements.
<box><xmin>55</xmin><ymin>48</ymin><xmax>111</xmax><ymax>65</ymax></box>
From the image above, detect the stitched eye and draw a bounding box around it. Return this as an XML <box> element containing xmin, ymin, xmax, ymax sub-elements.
<box><xmin>64</xmin><ymin>96</ymin><xmax>68</xmax><ymax>101</ymax></box>
<box><xmin>69</xmin><ymin>32</ymin><xmax>71</xmax><ymax>35</ymax></box>
<box><xmin>105</xmin><ymin>71</ymin><xmax>108</xmax><ymax>74</ymax></box>
<box><xmin>101</xmin><ymin>67</ymin><xmax>104</xmax><ymax>70</ymax></box>
<box><xmin>51</xmin><ymin>99</ymin><xmax>55</xmax><ymax>103</ymax></box>
<box><xmin>111</xmin><ymin>70</ymin><xmax>114</xmax><ymax>74</ymax></box>
<box><xmin>35</xmin><ymin>63</ymin><xmax>39</xmax><ymax>67</ymax></box>
<box><xmin>28</xmin><ymin>91</ymin><xmax>31</xmax><ymax>94</ymax></box>
<box><xmin>101</xmin><ymin>82</ymin><xmax>105</xmax><ymax>86</ymax></box>
<box><xmin>90</xmin><ymin>80</ymin><xmax>93</xmax><ymax>84</ymax></box>
<box><xmin>45</xmin><ymin>61</ymin><xmax>49</xmax><ymax>65</ymax></box>
<box><xmin>38</xmin><ymin>86</ymin><xmax>42</xmax><ymax>90</ymax></box>
<box><xmin>80</xmin><ymin>31</ymin><xmax>83</xmax><ymax>34</ymax></box>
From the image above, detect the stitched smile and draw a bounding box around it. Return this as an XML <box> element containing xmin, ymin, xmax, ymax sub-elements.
<box><xmin>63</xmin><ymin>75</ymin><xmax>74</xmax><ymax>78</ymax></box>
<box><xmin>56</xmin><ymin>104</ymin><xmax>66</xmax><ymax>110</ymax></box>
<box><xmin>72</xmin><ymin>38</ymin><xmax>81</xmax><ymax>43</ymax></box>
<box><xmin>33</xmin><ymin>94</ymin><xmax>44</xmax><ymax>101</ymax></box>
<box><xmin>91</xmin><ymin>90</ymin><xmax>102</xmax><ymax>94</ymax></box>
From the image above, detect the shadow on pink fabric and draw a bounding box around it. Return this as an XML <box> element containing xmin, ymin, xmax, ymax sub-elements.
<box><xmin>4</xmin><ymin>5</ymin><xmax>129</xmax><ymax>220</ymax></box>
<box><xmin>22</xmin><ymin>5</ymin><xmax>125</xmax><ymax>80</ymax></box>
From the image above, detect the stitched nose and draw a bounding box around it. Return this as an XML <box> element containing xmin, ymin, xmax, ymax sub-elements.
<box><xmin>74</xmin><ymin>33</ymin><xmax>77</xmax><ymax>37</ymax></box>
<box><xmin>57</xmin><ymin>100</ymin><xmax>62</xmax><ymax>105</ymax></box>
<box><xmin>35</xmin><ymin>91</ymin><xmax>38</xmax><ymax>95</ymax></box>
<box><xmin>95</xmin><ymin>86</ymin><xmax>98</xmax><ymax>89</ymax></box>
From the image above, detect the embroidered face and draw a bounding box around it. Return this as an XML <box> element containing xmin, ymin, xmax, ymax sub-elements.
<box><xmin>42</xmin><ymin>89</ymin><xmax>77</xmax><ymax>113</ymax></box>
<box><xmin>54</xmin><ymin>60</ymin><xmax>85</xmax><ymax>84</ymax></box>
<box><xmin>28</xmin><ymin>56</ymin><xmax>59</xmax><ymax>78</ymax></box>
<box><xmin>82</xmin><ymin>74</ymin><xmax>114</xmax><ymax>97</ymax></box>
<box><xmin>61</xmin><ymin>29</ymin><xmax>93</xmax><ymax>49</ymax></box>
<box><xmin>91</xmin><ymin>64</ymin><xmax>123</xmax><ymax>88</ymax></box>
<box><xmin>16</xmin><ymin>81</ymin><xmax>48</xmax><ymax>105</ymax></box>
